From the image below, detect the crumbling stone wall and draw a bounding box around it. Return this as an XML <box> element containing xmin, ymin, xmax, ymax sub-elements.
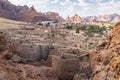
<box><xmin>15</xmin><ymin>44</ymin><xmax>41</xmax><ymax>61</ymax></box>
<box><xmin>15</xmin><ymin>43</ymin><xmax>51</xmax><ymax>62</ymax></box>
<box><xmin>52</xmin><ymin>54</ymin><xmax>80</xmax><ymax>80</ymax></box>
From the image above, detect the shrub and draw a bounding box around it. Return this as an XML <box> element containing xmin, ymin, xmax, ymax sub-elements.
<box><xmin>84</xmin><ymin>25</ymin><xmax>106</xmax><ymax>36</ymax></box>
<box><xmin>66</xmin><ymin>25</ymin><xmax>73</xmax><ymax>29</ymax></box>
<box><xmin>79</xmin><ymin>25</ymin><xmax>86</xmax><ymax>30</ymax></box>
<box><xmin>108</xmin><ymin>26</ymin><xmax>113</xmax><ymax>29</ymax></box>
<box><xmin>76</xmin><ymin>28</ymin><xmax>80</xmax><ymax>33</ymax></box>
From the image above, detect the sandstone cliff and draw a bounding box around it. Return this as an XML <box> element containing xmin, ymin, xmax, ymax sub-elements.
<box><xmin>0</xmin><ymin>0</ymin><xmax>64</xmax><ymax>22</ymax></box>
<box><xmin>43</xmin><ymin>12</ymin><xmax>65</xmax><ymax>22</ymax></box>
<box><xmin>91</xmin><ymin>22</ymin><xmax>120</xmax><ymax>80</ymax></box>
<box><xmin>66</xmin><ymin>14</ymin><xmax>82</xmax><ymax>23</ymax></box>
<box><xmin>66</xmin><ymin>14</ymin><xmax>120</xmax><ymax>23</ymax></box>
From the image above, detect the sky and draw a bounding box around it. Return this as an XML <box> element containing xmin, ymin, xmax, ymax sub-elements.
<box><xmin>8</xmin><ymin>0</ymin><xmax>120</xmax><ymax>18</ymax></box>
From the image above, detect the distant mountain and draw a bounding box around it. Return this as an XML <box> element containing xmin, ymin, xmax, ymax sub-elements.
<box><xmin>0</xmin><ymin>0</ymin><xmax>64</xmax><ymax>22</ymax></box>
<box><xmin>0</xmin><ymin>0</ymin><xmax>120</xmax><ymax>23</ymax></box>
<box><xmin>92</xmin><ymin>14</ymin><xmax>120</xmax><ymax>23</ymax></box>
<box><xmin>67</xmin><ymin>14</ymin><xmax>120</xmax><ymax>23</ymax></box>
<box><xmin>43</xmin><ymin>12</ymin><xmax>65</xmax><ymax>22</ymax></box>
<box><xmin>84</xmin><ymin>16</ymin><xmax>97</xmax><ymax>22</ymax></box>
<box><xmin>66</xmin><ymin>14</ymin><xmax>82</xmax><ymax>23</ymax></box>
<box><xmin>0</xmin><ymin>0</ymin><xmax>18</xmax><ymax>20</ymax></box>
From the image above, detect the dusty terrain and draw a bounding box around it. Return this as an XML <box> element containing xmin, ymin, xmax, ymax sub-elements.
<box><xmin>1</xmin><ymin>18</ymin><xmax>120</xmax><ymax>80</ymax></box>
<box><xmin>0</xmin><ymin>27</ymin><xmax>106</xmax><ymax>80</ymax></box>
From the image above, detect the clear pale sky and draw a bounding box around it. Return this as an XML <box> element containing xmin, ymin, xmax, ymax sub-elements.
<box><xmin>8</xmin><ymin>0</ymin><xmax>120</xmax><ymax>18</ymax></box>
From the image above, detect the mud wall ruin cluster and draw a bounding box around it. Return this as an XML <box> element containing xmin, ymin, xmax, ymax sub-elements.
<box><xmin>1</xmin><ymin>24</ymin><xmax>117</xmax><ymax>80</ymax></box>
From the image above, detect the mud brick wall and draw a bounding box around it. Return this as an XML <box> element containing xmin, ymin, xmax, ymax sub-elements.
<box><xmin>52</xmin><ymin>55</ymin><xmax>80</xmax><ymax>80</ymax></box>
<box><xmin>15</xmin><ymin>44</ymin><xmax>50</xmax><ymax>61</ymax></box>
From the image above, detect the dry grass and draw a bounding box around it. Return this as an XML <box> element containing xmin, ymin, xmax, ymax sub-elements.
<box><xmin>0</xmin><ymin>17</ymin><xmax>25</xmax><ymax>29</ymax></box>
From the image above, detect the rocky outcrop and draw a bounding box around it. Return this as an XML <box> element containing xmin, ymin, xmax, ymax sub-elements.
<box><xmin>0</xmin><ymin>0</ymin><xmax>18</xmax><ymax>20</ymax></box>
<box><xmin>66</xmin><ymin>14</ymin><xmax>82</xmax><ymax>23</ymax></box>
<box><xmin>67</xmin><ymin>14</ymin><xmax>120</xmax><ymax>23</ymax></box>
<box><xmin>43</xmin><ymin>12</ymin><xmax>64</xmax><ymax>22</ymax></box>
<box><xmin>91</xmin><ymin>22</ymin><xmax>120</xmax><ymax>80</ymax></box>
<box><xmin>18</xmin><ymin>6</ymin><xmax>40</xmax><ymax>22</ymax></box>
<box><xmin>0</xmin><ymin>0</ymin><xmax>64</xmax><ymax>22</ymax></box>
<box><xmin>84</xmin><ymin>14</ymin><xmax>120</xmax><ymax>23</ymax></box>
<box><xmin>97</xmin><ymin>14</ymin><xmax>120</xmax><ymax>23</ymax></box>
<box><xmin>84</xmin><ymin>16</ymin><xmax>97</xmax><ymax>22</ymax></box>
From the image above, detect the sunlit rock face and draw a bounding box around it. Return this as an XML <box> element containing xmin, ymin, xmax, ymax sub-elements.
<box><xmin>66</xmin><ymin>14</ymin><xmax>82</xmax><ymax>23</ymax></box>
<box><xmin>0</xmin><ymin>0</ymin><xmax>64</xmax><ymax>22</ymax></box>
<box><xmin>91</xmin><ymin>22</ymin><xmax>120</xmax><ymax>80</ymax></box>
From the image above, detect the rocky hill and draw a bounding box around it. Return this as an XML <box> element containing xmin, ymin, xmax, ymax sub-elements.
<box><xmin>66</xmin><ymin>14</ymin><xmax>120</xmax><ymax>23</ymax></box>
<box><xmin>66</xmin><ymin>14</ymin><xmax>82</xmax><ymax>23</ymax></box>
<box><xmin>97</xmin><ymin>14</ymin><xmax>120</xmax><ymax>23</ymax></box>
<box><xmin>0</xmin><ymin>0</ymin><xmax>18</xmax><ymax>20</ymax></box>
<box><xmin>0</xmin><ymin>0</ymin><xmax>120</xmax><ymax>23</ymax></box>
<box><xmin>0</xmin><ymin>0</ymin><xmax>64</xmax><ymax>22</ymax></box>
<box><xmin>43</xmin><ymin>12</ymin><xmax>65</xmax><ymax>22</ymax></box>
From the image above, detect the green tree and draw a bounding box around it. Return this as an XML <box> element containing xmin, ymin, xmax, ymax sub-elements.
<box><xmin>108</xmin><ymin>26</ymin><xmax>113</xmax><ymax>29</ymax></box>
<box><xmin>76</xmin><ymin>27</ymin><xmax>80</xmax><ymax>33</ymax></box>
<box><xmin>85</xmin><ymin>25</ymin><xmax>106</xmax><ymax>36</ymax></box>
<box><xmin>46</xmin><ymin>22</ymin><xmax>50</xmax><ymax>27</ymax></box>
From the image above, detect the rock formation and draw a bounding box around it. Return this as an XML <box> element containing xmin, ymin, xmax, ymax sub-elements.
<box><xmin>84</xmin><ymin>16</ymin><xmax>97</xmax><ymax>22</ymax></box>
<box><xmin>18</xmin><ymin>6</ymin><xmax>40</xmax><ymax>22</ymax></box>
<box><xmin>66</xmin><ymin>14</ymin><xmax>82</xmax><ymax>23</ymax></box>
<box><xmin>66</xmin><ymin>14</ymin><xmax>120</xmax><ymax>23</ymax></box>
<box><xmin>0</xmin><ymin>0</ymin><xmax>64</xmax><ymax>22</ymax></box>
<box><xmin>43</xmin><ymin>12</ymin><xmax>65</xmax><ymax>22</ymax></box>
<box><xmin>91</xmin><ymin>22</ymin><xmax>120</xmax><ymax>80</ymax></box>
<box><xmin>97</xmin><ymin>14</ymin><xmax>120</xmax><ymax>23</ymax></box>
<box><xmin>0</xmin><ymin>0</ymin><xmax>18</xmax><ymax>20</ymax></box>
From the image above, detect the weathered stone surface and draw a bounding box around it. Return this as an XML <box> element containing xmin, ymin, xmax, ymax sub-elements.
<box><xmin>73</xmin><ymin>74</ymin><xmax>88</xmax><ymax>80</ymax></box>
<box><xmin>79</xmin><ymin>62</ymin><xmax>92</xmax><ymax>79</ymax></box>
<box><xmin>92</xmin><ymin>22</ymin><xmax>120</xmax><ymax>80</ymax></box>
<box><xmin>66</xmin><ymin>14</ymin><xmax>82</xmax><ymax>23</ymax></box>
<box><xmin>89</xmin><ymin>50</ymin><xmax>97</xmax><ymax>73</ymax></box>
<box><xmin>15</xmin><ymin>43</ymin><xmax>51</xmax><ymax>62</ymax></box>
<box><xmin>52</xmin><ymin>54</ymin><xmax>80</xmax><ymax>80</ymax></box>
